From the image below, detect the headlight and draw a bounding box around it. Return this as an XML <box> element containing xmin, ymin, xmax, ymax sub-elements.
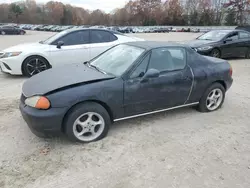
<box><xmin>197</xmin><ymin>46</ymin><xmax>212</xmax><ymax>51</ymax></box>
<box><xmin>1</xmin><ymin>52</ymin><xmax>22</xmax><ymax>58</ymax></box>
<box><xmin>25</xmin><ymin>96</ymin><xmax>50</xmax><ymax>110</ymax></box>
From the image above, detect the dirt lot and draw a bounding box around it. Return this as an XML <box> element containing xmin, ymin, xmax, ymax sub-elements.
<box><xmin>0</xmin><ymin>31</ymin><xmax>250</xmax><ymax>188</ymax></box>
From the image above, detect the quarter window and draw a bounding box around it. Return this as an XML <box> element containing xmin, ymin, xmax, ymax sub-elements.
<box><xmin>148</xmin><ymin>47</ymin><xmax>186</xmax><ymax>72</ymax></box>
<box><xmin>91</xmin><ymin>30</ymin><xmax>118</xmax><ymax>43</ymax></box>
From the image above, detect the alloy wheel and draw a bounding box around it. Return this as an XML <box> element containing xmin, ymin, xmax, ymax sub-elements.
<box><xmin>73</xmin><ymin>112</ymin><xmax>105</xmax><ymax>142</ymax></box>
<box><xmin>206</xmin><ymin>88</ymin><xmax>223</xmax><ymax>111</ymax></box>
<box><xmin>26</xmin><ymin>58</ymin><xmax>48</xmax><ymax>76</ymax></box>
<box><xmin>211</xmin><ymin>49</ymin><xmax>220</xmax><ymax>58</ymax></box>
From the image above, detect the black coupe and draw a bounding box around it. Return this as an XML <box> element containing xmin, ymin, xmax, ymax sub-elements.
<box><xmin>187</xmin><ymin>29</ymin><xmax>250</xmax><ymax>58</ymax></box>
<box><xmin>0</xmin><ymin>25</ymin><xmax>26</xmax><ymax>35</ymax></box>
<box><xmin>19</xmin><ymin>41</ymin><xmax>233</xmax><ymax>143</ymax></box>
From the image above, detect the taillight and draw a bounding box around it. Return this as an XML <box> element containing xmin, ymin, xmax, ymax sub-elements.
<box><xmin>229</xmin><ymin>65</ymin><xmax>233</xmax><ymax>77</ymax></box>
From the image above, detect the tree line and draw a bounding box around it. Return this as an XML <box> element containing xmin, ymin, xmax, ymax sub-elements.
<box><xmin>0</xmin><ymin>0</ymin><xmax>250</xmax><ymax>26</ymax></box>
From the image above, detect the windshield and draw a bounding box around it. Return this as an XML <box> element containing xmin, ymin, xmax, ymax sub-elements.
<box><xmin>40</xmin><ymin>30</ymin><xmax>68</xmax><ymax>44</ymax></box>
<box><xmin>90</xmin><ymin>44</ymin><xmax>145</xmax><ymax>76</ymax></box>
<box><xmin>197</xmin><ymin>30</ymin><xmax>230</xmax><ymax>41</ymax></box>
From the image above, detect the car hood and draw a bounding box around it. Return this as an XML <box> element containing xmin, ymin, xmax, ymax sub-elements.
<box><xmin>3</xmin><ymin>42</ymin><xmax>47</xmax><ymax>52</ymax></box>
<box><xmin>22</xmin><ymin>63</ymin><xmax>115</xmax><ymax>97</ymax></box>
<box><xmin>184</xmin><ymin>39</ymin><xmax>218</xmax><ymax>48</ymax></box>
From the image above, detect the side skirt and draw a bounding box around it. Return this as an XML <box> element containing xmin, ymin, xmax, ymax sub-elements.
<box><xmin>114</xmin><ymin>102</ymin><xmax>199</xmax><ymax>122</ymax></box>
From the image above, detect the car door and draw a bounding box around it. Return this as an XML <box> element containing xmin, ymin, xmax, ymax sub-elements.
<box><xmin>220</xmin><ymin>31</ymin><xmax>239</xmax><ymax>58</ymax></box>
<box><xmin>89</xmin><ymin>30</ymin><xmax>120</xmax><ymax>59</ymax></box>
<box><xmin>237</xmin><ymin>31</ymin><xmax>250</xmax><ymax>57</ymax></box>
<box><xmin>49</xmin><ymin>30</ymin><xmax>90</xmax><ymax>67</ymax></box>
<box><xmin>8</xmin><ymin>26</ymin><xmax>16</xmax><ymax>34</ymax></box>
<box><xmin>123</xmin><ymin>47</ymin><xmax>193</xmax><ymax>117</ymax></box>
<box><xmin>13</xmin><ymin>27</ymin><xmax>19</xmax><ymax>34</ymax></box>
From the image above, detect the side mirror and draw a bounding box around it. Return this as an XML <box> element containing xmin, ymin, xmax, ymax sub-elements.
<box><xmin>141</xmin><ymin>68</ymin><xmax>160</xmax><ymax>82</ymax></box>
<box><xmin>56</xmin><ymin>41</ymin><xmax>64</xmax><ymax>49</ymax></box>
<box><xmin>224</xmin><ymin>38</ymin><xmax>232</xmax><ymax>43</ymax></box>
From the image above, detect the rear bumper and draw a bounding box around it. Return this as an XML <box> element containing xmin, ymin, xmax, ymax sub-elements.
<box><xmin>19</xmin><ymin>100</ymin><xmax>67</xmax><ymax>137</ymax></box>
<box><xmin>226</xmin><ymin>77</ymin><xmax>233</xmax><ymax>91</ymax></box>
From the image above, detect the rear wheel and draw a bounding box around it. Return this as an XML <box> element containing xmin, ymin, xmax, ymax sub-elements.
<box><xmin>64</xmin><ymin>102</ymin><xmax>111</xmax><ymax>143</ymax></box>
<box><xmin>22</xmin><ymin>56</ymin><xmax>50</xmax><ymax>77</ymax></box>
<box><xmin>197</xmin><ymin>83</ymin><xmax>225</xmax><ymax>112</ymax></box>
<box><xmin>20</xmin><ymin>31</ymin><xmax>25</xmax><ymax>35</ymax></box>
<box><xmin>211</xmin><ymin>48</ymin><xmax>221</xmax><ymax>58</ymax></box>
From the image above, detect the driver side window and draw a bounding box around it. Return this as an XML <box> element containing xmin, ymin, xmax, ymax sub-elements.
<box><xmin>226</xmin><ymin>32</ymin><xmax>239</xmax><ymax>41</ymax></box>
<box><xmin>55</xmin><ymin>30</ymin><xmax>90</xmax><ymax>46</ymax></box>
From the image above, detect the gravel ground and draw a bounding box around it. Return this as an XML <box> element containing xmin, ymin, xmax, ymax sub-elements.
<box><xmin>0</xmin><ymin>31</ymin><xmax>250</xmax><ymax>188</ymax></box>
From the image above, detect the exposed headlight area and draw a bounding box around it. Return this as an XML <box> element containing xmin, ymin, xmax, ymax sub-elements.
<box><xmin>24</xmin><ymin>96</ymin><xmax>51</xmax><ymax>110</ymax></box>
<box><xmin>197</xmin><ymin>46</ymin><xmax>213</xmax><ymax>51</ymax></box>
<box><xmin>0</xmin><ymin>51</ymin><xmax>22</xmax><ymax>58</ymax></box>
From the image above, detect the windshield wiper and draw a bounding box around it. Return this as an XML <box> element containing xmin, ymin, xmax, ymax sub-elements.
<box><xmin>87</xmin><ymin>62</ymin><xmax>107</xmax><ymax>74</ymax></box>
<box><xmin>39</xmin><ymin>41</ymin><xmax>44</xmax><ymax>44</ymax></box>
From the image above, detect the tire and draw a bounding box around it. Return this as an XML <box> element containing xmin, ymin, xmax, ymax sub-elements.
<box><xmin>22</xmin><ymin>56</ymin><xmax>50</xmax><ymax>77</ymax></box>
<box><xmin>210</xmin><ymin>48</ymin><xmax>221</xmax><ymax>58</ymax></box>
<box><xmin>1</xmin><ymin>31</ymin><xmax>5</xmax><ymax>35</ymax></box>
<box><xmin>64</xmin><ymin>102</ymin><xmax>111</xmax><ymax>143</ymax></box>
<box><xmin>245</xmin><ymin>48</ymin><xmax>250</xmax><ymax>59</ymax></box>
<box><xmin>197</xmin><ymin>83</ymin><xmax>225</xmax><ymax>112</ymax></box>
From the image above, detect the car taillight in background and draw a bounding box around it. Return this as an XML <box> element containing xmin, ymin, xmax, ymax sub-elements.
<box><xmin>229</xmin><ymin>64</ymin><xmax>233</xmax><ymax>77</ymax></box>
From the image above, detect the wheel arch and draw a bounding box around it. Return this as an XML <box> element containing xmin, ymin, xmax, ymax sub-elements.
<box><xmin>61</xmin><ymin>100</ymin><xmax>114</xmax><ymax>132</ymax></box>
<box><xmin>198</xmin><ymin>80</ymin><xmax>227</xmax><ymax>102</ymax></box>
<box><xmin>211</xmin><ymin>80</ymin><xmax>227</xmax><ymax>90</ymax></box>
<box><xmin>21</xmin><ymin>55</ymin><xmax>52</xmax><ymax>75</ymax></box>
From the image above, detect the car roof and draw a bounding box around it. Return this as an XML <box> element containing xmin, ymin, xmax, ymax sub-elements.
<box><xmin>209</xmin><ymin>29</ymin><xmax>250</xmax><ymax>33</ymax></box>
<box><xmin>63</xmin><ymin>28</ymin><xmax>125</xmax><ymax>35</ymax></box>
<box><xmin>124</xmin><ymin>41</ymin><xmax>188</xmax><ymax>50</ymax></box>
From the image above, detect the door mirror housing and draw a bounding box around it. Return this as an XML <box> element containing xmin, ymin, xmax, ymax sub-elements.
<box><xmin>224</xmin><ymin>38</ymin><xmax>232</xmax><ymax>43</ymax></box>
<box><xmin>141</xmin><ymin>68</ymin><xmax>160</xmax><ymax>82</ymax></box>
<box><xmin>56</xmin><ymin>41</ymin><xmax>64</xmax><ymax>49</ymax></box>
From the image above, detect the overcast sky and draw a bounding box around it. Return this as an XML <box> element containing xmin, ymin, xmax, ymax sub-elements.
<box><xmin>1</xmin><ymin>0</ymin><xmax>129</xmax><ymax>12</ymax></box>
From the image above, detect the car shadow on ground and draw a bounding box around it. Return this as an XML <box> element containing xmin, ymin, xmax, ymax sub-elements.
<box><xmin>0</xmin><ymin>72</ymin><xmax>27</xmax><ymax>80</ymax></box>
<box><xmin>111</xmin><ymin>106</ymin><xmax>198</xmax><ymax>132</ymax></box>
<box><xmin>37</xmin><ymin>106</ymin><xmax>198</xmax><ymax>146</ymax></box>
<box><xmin>224</xmin><ymin>57</ymin><xmax>247</xmax><ymax>61</ymax></box>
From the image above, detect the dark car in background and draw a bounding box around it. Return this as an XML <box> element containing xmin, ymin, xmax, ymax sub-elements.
<box><xmin>154</xmin><ymin>28</ymin><xmax>169</xmax><ymax>33</ymax></box>
<box><xmin>20</xmin><ymin>41</ymin><xmax>233</xmax><ymax>143</ymax></box>
<box><xmin>0</xmin><ymin>25</ymin><xmax>26</xmax><ymax>35</ymax></box>
<box><xmin>235</xmin><ymin>25</ymin><xmax>250</xmax><ymax>32</ymax></box>
<box><xmin>187</xmin><ymin>29</ymin><xmax>250</xmax><ymax>59</ymax></box>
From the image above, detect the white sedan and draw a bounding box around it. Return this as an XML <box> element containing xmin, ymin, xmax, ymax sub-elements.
<box><xmin>0</xmin><ymin>28</ymin><xmax>144</xmax><ymax>77</ymax></box>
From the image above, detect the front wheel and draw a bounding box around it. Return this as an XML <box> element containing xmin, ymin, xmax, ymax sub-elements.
<box><xmin>197</xmin><ymin>83</ymin><xmax>225</xmax><ymax>112</ymax></box>
<box><xmin>64</xmin><ymin>102</ymin><xmax>111</xmax><ymax>143</ymax></box>
<box><xmin>22</xmin><ymin>56</ymin><xmax>50</xmax><ymax>77</ymax></box>
<box><xmin>1</xmin><ymin>31</ymin><xmax>5</xmax><ymax>35</ymax></box>
<box><xmin>211</xmin><ymin>48</ymin><xmax>221</xmax><ymax>58</ymax></box>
